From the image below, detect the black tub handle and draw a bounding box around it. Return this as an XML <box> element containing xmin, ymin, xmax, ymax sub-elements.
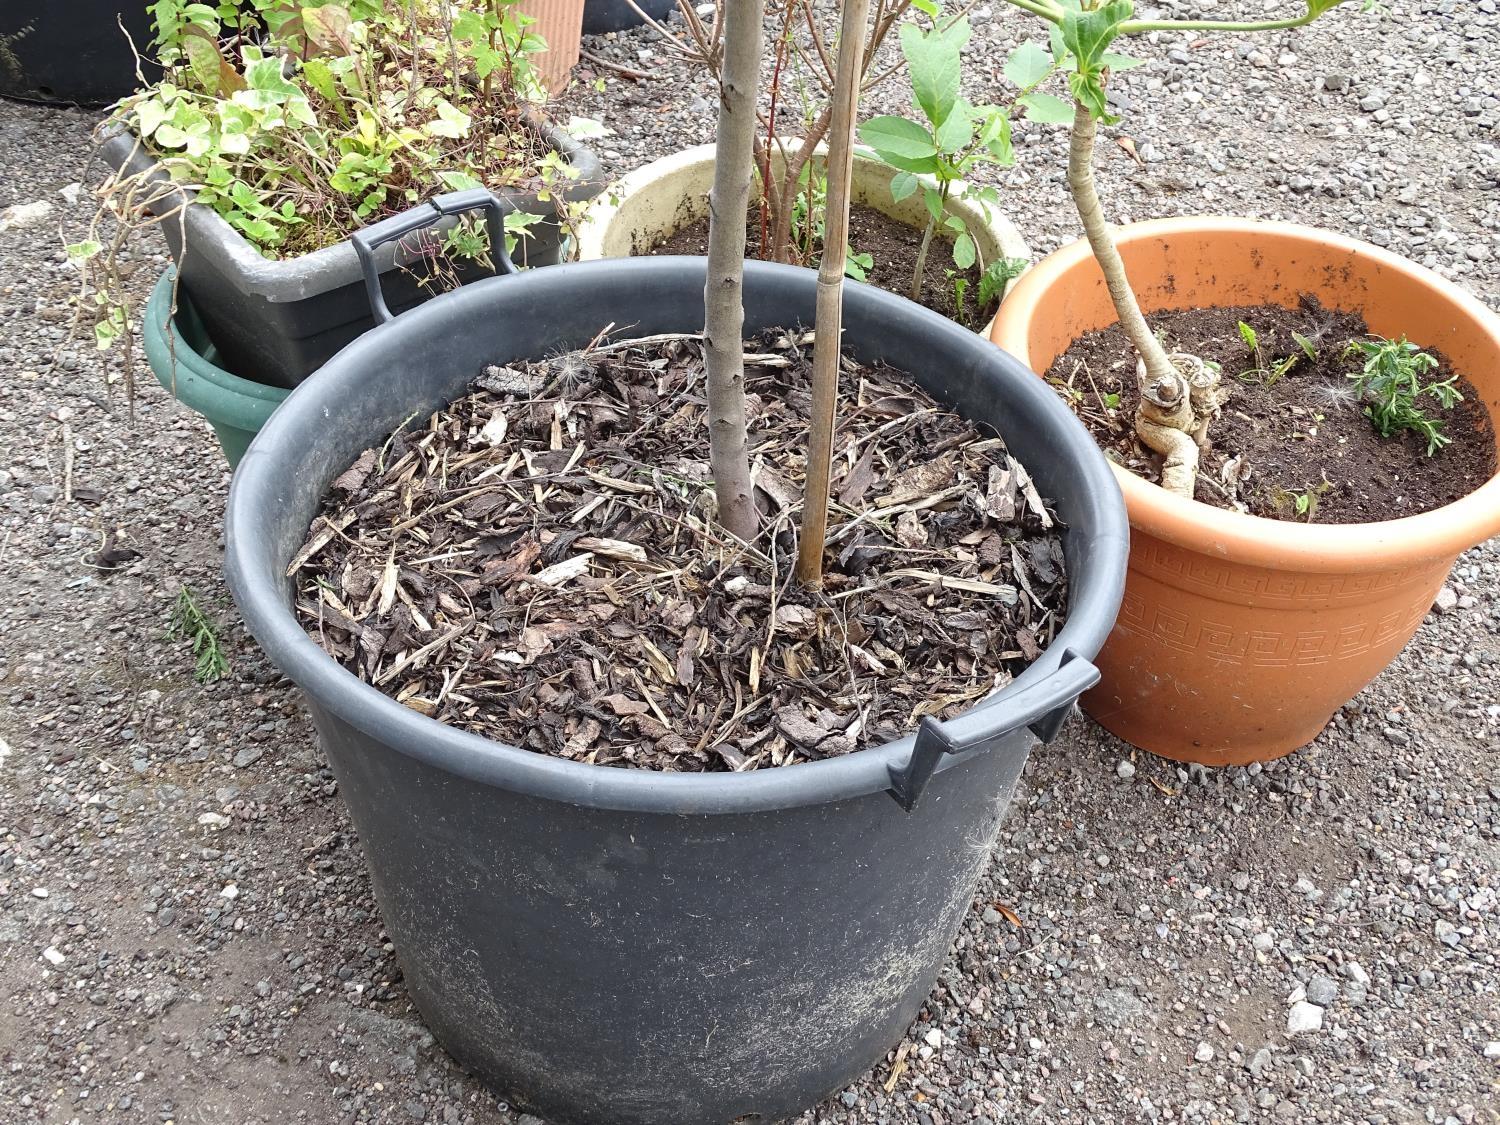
<box><xmin>351</xmin><ymin>188</ymin><xmax>519</xmax><ymax>325</ymax></box>
<box><xmin>887</xmin><ymin>650</ymin><xmax>1099</xmax><ymax>812</ymax></box>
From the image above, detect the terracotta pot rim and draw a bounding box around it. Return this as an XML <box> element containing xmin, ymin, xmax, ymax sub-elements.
<box><xmin>992</xmin><ymin>215</ymin><xmax>1500</xmax><ymax>572</ymax></box>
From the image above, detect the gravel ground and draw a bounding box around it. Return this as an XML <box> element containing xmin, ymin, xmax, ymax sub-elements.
<box><xmin>2</xmin><ymin>2</ymin><xmax>1498</xmax><ymax>1122</ymax></box>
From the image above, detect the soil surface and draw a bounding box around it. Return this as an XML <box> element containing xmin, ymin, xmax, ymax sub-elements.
<box><xmin>1049</xmin><ymin>301</ymin><xmax>1497</xmax><ymax>523</ymax></box>
<box><xmin>292</xmin><ymin>334</ymin><xmax>1065</xmax><ymax>772</ymax></box>
<box><xmin>5</xmin><ymin>3</ymin><xmax>1500</xmax><ymax>1123</ymax></box>
<box><xmin>644</xmin><ymin>204</ymin><xmax>999</xmax><ymax>327</ymax></box>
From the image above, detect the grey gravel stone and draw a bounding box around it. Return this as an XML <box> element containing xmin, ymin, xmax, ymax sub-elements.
<box><xmin>1306</xmin><ymin>974</ymin><xmax>1339</xmax><ymax>1007</ymax></box>
<box><xmin>232</xmin><ymin>746</ymin><xmax>265</xmax><ymax>768</ymax></box>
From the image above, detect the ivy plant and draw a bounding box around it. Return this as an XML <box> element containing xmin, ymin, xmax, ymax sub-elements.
<box><xmin>75</xmin><ymin>0</ymin><xmax>604</xmax><ymax>380</ymax></box>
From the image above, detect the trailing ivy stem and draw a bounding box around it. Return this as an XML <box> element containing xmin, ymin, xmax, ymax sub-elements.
<box><xmin>1066</xmin><ymin>107</ymin><xmax>1177</xmax><ymax>386</ymax></box>
<box><xmin>909</xmin><ymin>181</ymin><xmax>947</xmax><ymax>304</ymax></box>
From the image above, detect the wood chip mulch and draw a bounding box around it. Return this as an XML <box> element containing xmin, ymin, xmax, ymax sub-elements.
<box><xmin>290</xmin><ymin>330</ymin><xmax>1068</xmax><ymax>772</ymax></box>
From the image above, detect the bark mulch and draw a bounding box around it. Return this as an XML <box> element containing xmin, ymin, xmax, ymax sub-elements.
<box><xmin>290</xmin><ymin>331</ymin><xmax>1068</xmax><ymax>772</ymax></box>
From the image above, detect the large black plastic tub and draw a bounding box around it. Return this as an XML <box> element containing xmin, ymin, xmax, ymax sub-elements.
<box><xmin>583</xmin><ymin>0</ymin><xmax>676</xmax><ymax>34</ymax></box>
<box><xmin>97</xmin><ymin>125</ymin><xmax>603</xmax><ymax>389</ymax></box>
<box><xmin>224</xmin><ymin>258</ymin><xmax>1128</xmax><ymax>1124</ymax></box>
<box><xmin>0</xmin><ymin>3</ymin><xmax>158</xmax><ymax>105</ymax></box>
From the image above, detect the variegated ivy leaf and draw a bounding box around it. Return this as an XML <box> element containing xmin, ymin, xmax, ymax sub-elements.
<box><xmin>424</xmin><ymin>99</ymin><xmax>471</xmax><ymax>140</ymax></box>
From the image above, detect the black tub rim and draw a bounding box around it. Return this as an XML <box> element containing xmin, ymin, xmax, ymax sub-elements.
<box><xmin>224</xmin><ymin>257</ymin><xmax>1127</xmax><ymax>816</ymax></box>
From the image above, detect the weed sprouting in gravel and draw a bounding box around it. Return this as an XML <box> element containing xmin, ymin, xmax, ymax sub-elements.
<box><xmin>171</xmin><ymin>586</ymin><xmax>230</xmax><ymax>683</ymax></box>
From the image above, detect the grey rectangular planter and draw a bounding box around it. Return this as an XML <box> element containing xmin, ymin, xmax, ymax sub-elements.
<box><xmin>99</xmin><ymin>122</ymin><xmax>603</xmax><ymax>389</ymax></box>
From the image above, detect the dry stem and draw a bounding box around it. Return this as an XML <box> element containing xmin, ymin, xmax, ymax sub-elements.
<box><xmin>702</xmin><ymin>0</ymin><xmax>764</xmax><ymax>541</ymax></box>
<box><xmin>795</xmin><ymin>0</ymin><xmax>872</xmax><ymax>587</ymax></box>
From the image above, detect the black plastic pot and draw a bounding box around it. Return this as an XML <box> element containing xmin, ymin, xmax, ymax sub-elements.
<box><xmin>96</xmin><ymin>124</ymin><xmax>604</xmax><ymax>389</ymax></box>
<box><xmin>224</xmin><ymin>252</ymin><xmax>1127</xmax><ymax>1124</ymax></box>
<box><xmin>0</xmin><ymin>3</ymin><xmax>158</xmax><ymax>105</ymax></box>
<box><xmin>582</xmin><ymin>0</ymin><xmax>676</xmax><ymax>34</ymax></box>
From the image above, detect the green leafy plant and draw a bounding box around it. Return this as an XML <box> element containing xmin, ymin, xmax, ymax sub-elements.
<box><xmin>638</xmin><ymin>0</ymin><xmax>918</xmax><ymax>271</ymax></box>
<box><xmin>978</xmin><ymin>257</ymin><xmax>1027</xmax><ymax>310</ymax></box>
<box><xmin>1235</xmin><ymin>319</ymin><xmax>1300</xmax><ymax>387</ymax></box>
<box><xmin>859</xmin><ymin>1</ymin><xmax>1018</xmax><ymax>301</ymax></box>
<box><xmin>171</xmin><ymin>586</ymin><xmax>230</xmax><ymax>683</ymax></box>
<box><xmin>789</xmin><ymin>163</ymin><xmax>874</xmax><ymax>281</ymax></box>
<box><xmin>75</xmin><ymin>0</ymin><xmax>602</xmax><ymax>396</ymax></box>
<box><xmin>1345</xmin><ymin>335</ymin><xmax>1459</xmax><ymax>455</ymax></box>
<box><xmin>967</xmin><ymin>0</ymin><xmax>1373</xmax><ymax>498</ymax></box>
<box><xmin>949</xmin><ymin>257</ymin><xmax>1027</xmax><ymax>326</ymax></box>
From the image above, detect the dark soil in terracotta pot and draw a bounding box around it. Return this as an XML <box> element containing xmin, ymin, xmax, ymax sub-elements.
<box><xmin>1046</xmin><ymin>299</ymin><xmax>1496</xmax><ymax>524</ymax></box>
<box><xmin>643</xmin><ymin>206</ymin><xmax>1001</xmax><ymax>328</ymax></box>
<box><xmin>291</xmin><ymin>332</ymin><xmax>1067</xmax><ymax>772</ymax></box>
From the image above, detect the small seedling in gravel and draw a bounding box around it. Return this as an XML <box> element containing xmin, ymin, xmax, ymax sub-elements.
<box><xmin>171</xmin><ymin>586</ymin><xmax>230</xmax><ymax>683</ymax></box>
<box><xmin>1345</xmin><ymin>335</ymin><xmax>1459</xmax><ymax>455</ymax></box>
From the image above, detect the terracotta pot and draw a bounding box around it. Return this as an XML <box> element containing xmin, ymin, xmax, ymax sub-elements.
<box><xmin>574</xmin><ymin>141</ymin><xmax>1031</xmax><ymax>311</ymax></box>
<box><xmin>989</xmin><ymin>217</ymin><xmax>1500</xmax><ymax>765</ymax></box>
<box><xmin>516</xmin><ymin>0</ymin><xmax>585</xmax><ymax>94</ymax></box>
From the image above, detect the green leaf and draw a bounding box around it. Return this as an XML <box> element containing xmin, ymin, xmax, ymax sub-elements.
<box><xmin>1004</xmin><ymin>42</ymin><xmax>1052</xmax><ymax>90</ymax></box>
<box><xmin>933</xmin><ymin>102</ymin><xmax>974</xmax><ymax>153</ymax></box>
<box><xmin>438</xmin><ymin>170</ymin><xmax>486</xmax><ymax>192</ymax></box>
<box><xmin>978</xmin><ymin>109</ymin><xmax>1014</xmax><ymax>164</ymax></box>
<box><xmin>1292</xmin><ymin>331</ymin><xmax>1318</xmax><ymax>361</ymax></box>
<box><xmin>505</xmin><ymin>210</ymin><xmax>543</xmax><ymax>233</ymax></box>
<box><xmin>859</xmin><ymin>115</ymin><xmax>938</xmax><ymax>158</ymax></box>
<box><xmin>301</xmin><ymin>57</ymin><xmax>340</xmax><ymax>103</ymax></box>
<box><xmin>900</xmin><ymin>18</ymin><xmax>967</xmax><ymax>129</ymax></box>
<box><xmin>1060</xmin><ymin>2</ymin><xmax>1132</xmax><ymax>74</ymax></box>
<box><xmin>242</xmin><ymin>55</ymin><xmax>299</xmax><ymax>99</ymax></box>
<box><xmin>66</xmin><ymin>240</ymin><xmax>104</xmax><ymax>262</ymax></box>
<box><xmin>889</xmin><ymin>171</ymin><xmax>919</xmax><ymax>203</ymax></box>
<box><xmin>1237</xmin><ymin>320</ymin><xmax>1259</xmax><ymax>354</ymax></box>
<box><xmin>134</xmin><ymin>96</ymin><xmax>170</xmax><ymax>138</ymax></box>
<box><xmin>1067</xmin><ymin>70</ymin><xmax>1113</xmax><ymax>123</ymax></box>
<box><xmin>952</xmin><ymin>232</ymin><xmax>976</xmax><ymax>269</ymax></box>
<box><xmin>923</xmin><ymin>186</ymin><xmax>944</xmax><ymax>223</ymax></box>
<box><xmin>1018</xmin><ymin>91</ymin><xmax>1074</xmax><ymax>124</ymax></box>
<box><xmin>1101</xmin><ymin>51</ymin><xmax>1146</xmax><ymax>71</ymax></box>
<box><xmin>424</xmin><ymin>98</ymin><xmax>471</xmax><ymax>139</ymax></box>
<box><xmin>859</xmin><ymin>116</ymin><xmax>942</xmax><ymax>173</ymax></box>
<box><xmin>978</xmin><ymin>257</ymin><xmax>1026</xmax><ymax>307</ymax></box>
<box><xmin>844</xmin><ymin>248</ymin><xmax>873</xmax><ymax>282</ymax></box>
<box><xmin>910</xmin><ymin>0</ymin><xmax>940</xmax><ymax>15</ymax></box>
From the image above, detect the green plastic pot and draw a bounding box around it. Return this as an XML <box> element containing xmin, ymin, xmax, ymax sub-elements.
<box><xmin>142</xmin><ymin>269</ymin><xmax>289</xmax><ymax>467</ymax></box>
